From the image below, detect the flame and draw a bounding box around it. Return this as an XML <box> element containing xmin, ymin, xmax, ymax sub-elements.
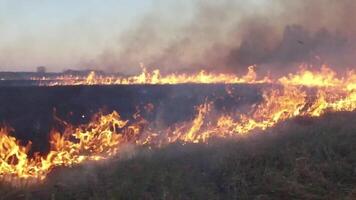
<box><xmin>33</xmin><ymin>66</ymin><xmax>271</xmax><ymax>86</ymax></box>
<box><xmin>279</xmin><ymin>65</ymin><xmax>344</xmax><ymax>87</ymax></box>
<box><xmin>0</xmin><ymin>65</ymin><xmax>355</xmax><ymax>184</ymax></box>
<box><xmin>0</xmin><ymin>112</ymin><xmax>145</xmax><ymax>184</ymax></box>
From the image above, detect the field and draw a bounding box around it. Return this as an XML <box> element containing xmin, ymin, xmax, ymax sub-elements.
<box><xmin>0</xmin><ymin>85</ymin><xmax>354</xmax><ymax>199</ymax></box>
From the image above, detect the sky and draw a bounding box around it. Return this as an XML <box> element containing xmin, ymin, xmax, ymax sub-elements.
<box><xmin>0</xmin><ymin>0</ymin><xmax>154</xmax><ymax>71</ymax></box>
<box><xmin>1</xmin><ymin>0</ymin><xmax>353</xmax><ymax>74</ymax></box>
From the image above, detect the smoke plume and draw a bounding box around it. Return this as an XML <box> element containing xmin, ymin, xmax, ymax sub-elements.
<box><xmin>88</xmin><ymin>0</ymin><xmax>356</xmax><ymax>75</ymax></box>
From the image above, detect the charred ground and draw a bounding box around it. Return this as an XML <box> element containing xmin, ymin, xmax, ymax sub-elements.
<box><xmin>0</xmin><ymin>85</ymin><xmax>262</xmax><ymax>153</ymax></box>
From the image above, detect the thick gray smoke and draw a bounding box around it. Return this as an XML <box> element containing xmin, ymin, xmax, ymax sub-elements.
<box><xmin>88</xmin><ymin>0</ymin><xmax>356</xmax><ymax>75</ymax></box>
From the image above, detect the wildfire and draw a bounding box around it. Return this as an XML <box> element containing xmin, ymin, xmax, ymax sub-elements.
<box><xmin>278</xmin><ymin>65</ymin><xmax>342</xmax><ymax>87</ymax></box>
<box><xmin>0</xmin><ymin>65</ymin><xmax>355</xmax><ymax>184</ymax></box>
<box><xmin>0</xmin><ymin>112</ymin><xmax>145</xmax><ymax>183</ymax></box>
<box><xmin>33</xmin><ymin>66</ymin><xmax>271</xmax><ymax>86</ymax></box>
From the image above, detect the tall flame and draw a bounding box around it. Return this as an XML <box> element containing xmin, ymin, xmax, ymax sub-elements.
<box><xmin>1</xmin><ymin>65</ymin><xmax>355</xmax><ymax>184</ymax></box>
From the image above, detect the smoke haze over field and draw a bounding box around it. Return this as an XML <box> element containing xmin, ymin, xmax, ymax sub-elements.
<box><xmin>1</xmin><ymin>0</ymin><xmax>356</xmax><ymax>74</ymax></box>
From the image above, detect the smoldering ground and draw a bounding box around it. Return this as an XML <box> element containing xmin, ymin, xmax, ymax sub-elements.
<box><xmin>85</xmin><ymin>0</ymin><xmax>356</xmax><ymax>76</ymax></box>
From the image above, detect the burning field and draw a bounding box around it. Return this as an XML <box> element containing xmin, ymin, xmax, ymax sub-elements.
<box><xmin>1</xmin><ymin>0</ymin><xmax>356</xmax><ymax>199</ymax></box>
<box><xmin>0</xmin><ymin>66</ymin><xmax>354</xmax><ymax>199</ymax></box>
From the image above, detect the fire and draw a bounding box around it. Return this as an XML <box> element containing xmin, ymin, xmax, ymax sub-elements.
<box><xmin>33</xmin><ymin>66</ymin><xmax>271</xmax><ymax>86</ymax></box>
<box><xmin>0</xmin><ymin>111</ymin><xmax>145</xmax><ymax>183</ymax></box>
<box><xmin>0</xmin><ymin>65</ymin><xmax>355</xmax><ymax>184</ymax></box>
<box><xmin>279</xmin><ymin>65</ymin><xmax>342</xmax><ymax>87</ymax></box>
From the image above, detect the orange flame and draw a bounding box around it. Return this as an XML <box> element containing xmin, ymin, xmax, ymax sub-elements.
<box><xmin>1</xmin><ymin>65</ymin><xmax>355</xmax><ymax>184</ymax></box>
<box><xmin>0</xmin><ymin>112</ymin><xmax>145</xmax><ymax>184</ymax></box>
<box><xmin>34</xmin><ymin>66</ymin><xmax>271</xmax><ymax>86</ymax></box>
<box><xmin>279</xmin><ymin>65</ymin><xmax>342</xmax><ymax>87</ymax></box>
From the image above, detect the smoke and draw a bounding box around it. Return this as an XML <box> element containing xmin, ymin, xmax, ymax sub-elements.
<box><xmin>88</xmin><ymin>0</ymin><xmax>356</xmax><ymax>75</ymax></box>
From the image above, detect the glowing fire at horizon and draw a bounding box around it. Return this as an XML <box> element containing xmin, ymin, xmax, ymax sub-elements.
<box><xmin>33</xmin><ymin>65</ymin><xmax>271</xmax><ymax>86</ymax></box>
<box><xmin>0</xmin><ymin>65</ymin><xmax>355</xmax><ymax>185</ymax></box>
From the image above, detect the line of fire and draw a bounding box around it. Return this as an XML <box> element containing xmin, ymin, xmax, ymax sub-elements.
<box><xmin>0</xmin><ymin>65</ymin><xmax>354</xmax><ymax>185</ymax></box>
<box><xmin>1</xmin><ymin>1</ymin><xmax>356</xmax><ymax>199</ymax></box>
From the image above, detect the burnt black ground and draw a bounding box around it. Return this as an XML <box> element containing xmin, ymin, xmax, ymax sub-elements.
<box><xmin>0</xmin><ymin>84</ymin><xmax>262</xmax><ymax>153</ymax></box>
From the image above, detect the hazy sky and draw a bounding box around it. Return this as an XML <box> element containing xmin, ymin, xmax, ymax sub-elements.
<box><xmin>0</xmin><ymin>0</ymin><xmax>154</xmax><ymax>71</ymax></box>
<box><xmin>0</xmin><ymin>0</ymin><xmax>268</xmax><ymax>72</ymax></box>
<box><xmin>3</xmin><ymin>0</ymin><xmax>350</xmax><ymax>74</ymax></box>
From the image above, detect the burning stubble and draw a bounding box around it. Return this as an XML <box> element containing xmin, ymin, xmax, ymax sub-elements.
<box><xmin>0</xmin><ymin>66</ymin><xmax>355</xmax><ymax>184</ymax></box>
<box><xmin>0</xmin><ymin>0</ymin><xmax>355</xmax><ymax>188</ymax></box>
